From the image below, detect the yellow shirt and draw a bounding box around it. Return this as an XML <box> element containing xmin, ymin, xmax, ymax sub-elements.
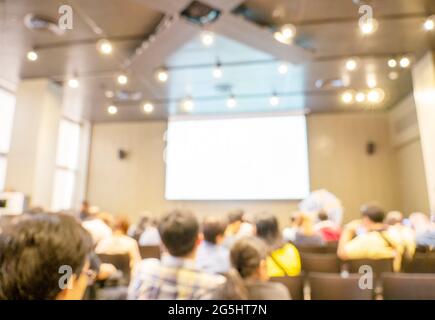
<box><xmin>267</xmin><ymin>243</ymin><xmax>301</xmax><ymax>277</ymax></box>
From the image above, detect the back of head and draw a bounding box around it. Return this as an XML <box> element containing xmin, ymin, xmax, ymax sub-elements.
<box><xmin>361</xmin><ymin>204</ymin><xmax>385</xmax><ymax>223</ymax></box>
<box><xmin>114</xmin><ymin>216</ymin><xmax>130</xmax><ymax>235</ymax></box>
<box><xmin>227</xmin><ymin>210</ymin><xmax>244</xmax><ymax>224</ymax></box>
<box><xmin>202</xmin><ymin>217</ymin><xmax>227</xmax><ymax>244</ymax></box>
<box><xmin>318</xmin><ymin>210</ymin><xmax>329</xmax><ymax>222</ymax></box>
<box><xmin>255</xmin><ymin>212</ymin><xmax>280</xmax><ymax>246</ymax></box>
<box><xmin>158</xmin><ymin>210</ymin><xmax>199</xmax><ymax>257</ymax></box>
<box><xmin>385</xmin><ymin>211</ymin><xmax>403</xmax><ymax>226</ymax></box>
<box><xmin>0</xmin><ymin>212</ymin><xmax>92</xmax><ymax>300</ymax></box>
<box><xmin>230</xmin><ymin>236</ymin><xmax>267</xmax><ymax>279</ymax></box>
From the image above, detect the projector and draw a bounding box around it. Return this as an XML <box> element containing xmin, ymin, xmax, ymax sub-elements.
<box><xmin>0</xmin><ymin>192</ymin><xmax>29</xmax><ymax>216</ymax></box>
<box><xmin>181</xmin><ymin>1</ymin><xmax>221</xmax><ymax>25</ymax></box>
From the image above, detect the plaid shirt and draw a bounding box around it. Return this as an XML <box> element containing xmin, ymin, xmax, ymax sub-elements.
<box><xmin>128</xmin><ymin>255</ymin><xmax>226</xmax><ymax>300</ymax></box>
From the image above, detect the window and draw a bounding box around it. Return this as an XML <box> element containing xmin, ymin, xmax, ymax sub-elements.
<box><xmin>0</xmin><ymin>88</ymin><xmax>16</xmax><ymax>191</ymax></box>
<box><xmin>51</xmin><ymin>119</ymin><xmax>81</xmax><ymax>211</ymax></box>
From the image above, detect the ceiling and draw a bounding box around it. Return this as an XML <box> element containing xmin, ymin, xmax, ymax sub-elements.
<box><xmin>0</xmin><ymin>0</ymin><xmax>434</xmax><ymax>122</ymax></box>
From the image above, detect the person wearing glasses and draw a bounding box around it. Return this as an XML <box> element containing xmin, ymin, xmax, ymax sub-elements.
<box><xmin>0</xmin><ymin>212</ymin><xmax>93</xmax><ymax>300</ymax></box>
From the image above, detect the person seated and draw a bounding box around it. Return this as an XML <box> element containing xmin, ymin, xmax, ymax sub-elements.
<box><xmin>338</xmin><ymin>205</ymin><xmax>403</xmax><ymax>271</ymax></box>
<box><xmin>255</xmin><ymin>213</ymin><xmax>301</xmax><ymax>277</ymax></box>
<box><xmin>293</xmin><ymin>213</ymin><xmax>325</xmax><ymax>247</ymax></box>
<box><xmin>223</xmin><ymin>209</ymin><xmax>244</xmax><ymax>248</ymax></box>
<box><xmin>409</xmin><ymin>212</ymin><xmax>435</xmax><ymax>249</ymax></box>
<box><xmin>282</xmin><ymin>212</ymin><xmax>302</xmax><ymax>242</ymax></box>
<box><xmin>385</xmin><ymin>211</ymin><xmax>416</xmax><ymax>258</ymax></box>
<box><xmin>138</xmin><ymin>218</ymin><xmax>161</xmax><ymax>246</ymax></box>
<box><xmin>128</xmin><ymin>210</ymin><xmax>226</xmax><ymax>300</ymax></box>
<box><xmin>0</xmin><ymin>212</ymin><xmax>93</xmax><ymax>300</ymax></box>
<box><xmin>196</xmin><ymin>217</ymin><xmax>230</xmax><ymax>274</ymax></box>
<box><xmin>81</xmin><ymin>208</ymin><xmax>113</xmax><ymax>245</ymax></box>
<box><xmin>95</xmin><ymin>216</ymin><xmax>142</xmax><ymax>270</ymax></box>
<box><xmin>229</xmin><ymin>237</ymin><xmax>290</xmax><ymax>300</ymax></box>
<box><xmin>313</xmin><ymin>210</ymin><xmax>341</xmax><ymax>242</ymax></box>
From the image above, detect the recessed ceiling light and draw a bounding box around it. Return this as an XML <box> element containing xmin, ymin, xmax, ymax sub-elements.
<box><xmin>424</xmin><ymin>16</ymin><xmax>435</xmax><ymax>31</ymax></box>
<box><xmin>388</xmin><ymin>58</ymin><xmax>397</xmax><ymax>68</ymax></box>
<box><xmin>201</xmin><ymin>31</ymin><xmax>214</xmax><ymax>46</ymax></box>
<box><xmin>274</xmin><ymin>24</ymin><xmax>296</xmax><ymax>44</ymax></box>
<box><xmin>155</xmin><ymin>68</ymin><xmax>169</xmax><ymax>83</ymax></box>
<box><xmin>355</xmin><ymin>92</ymin><xmax>366</xmax><ymax>103</ymax></box>
<box><xmin>269</xmin><ymin>94</ymin><xmax>280</xmax><ymax>106</ymax></box>
<box><xmin>341</xmin><ymin>90</ymin><xmax>354</xmax><ymax>104</ymax></box>
<box><xmin>360</xmin><ymin>18</ymin><xmax>378</xmax><ymax>35</ymax></box>
<box><xmin>399</xmin><ymin>56</ymin><xmax>411</xmax><ymax>68</ymax></box>
<box><xmin>117</xmin><ymin>74</ymin><xmax>128</xmax><ymax>85</ymax></box>
<box><xmin>226</xmin><ymin>95</ymin><xmax>237</xmax><ymax>108</ymax></box>
<box><xmin>278</xmin><ymin>63</ymin><xmax>289</xmax><ymax>75</ymax></box>
<box><xmin>97</xmin><ymin>39</ymin><xmax>113</xmax><ymax>55</ymax></box>
<box><xmin>366</xmin><ymin>74</ymin><xmax>377</xmax><ymax>89</ymax></box>
<box><xmin>388</xmin><ymin>71</ymin><xmax>399</xmax><ymax>80</ymax></box>
<box><xmin>105</xmin><ymin>90</ymin><xmax>115</xmax><ymax>98</ymax></box>
<box><xmin>143</xmin><ymin>102</ymin><xmax>154</xmax><ymax>114</ymax></box>
<box><xmin>27</xmin><ymin>50</ymin><xmax>38</xmax><ymax>61</ymax></box>
<box><xmin>107</xmin><ymin>105</ymin><xmax>118</xmax><ymax>115</ymax></box>
<box><xmin>345</xmin><ymin>58</ymin><xmax>358</xmax><ymax>71</ymax></box>
<box><xmin>67</xmin><ymin>78</ymin><xmax>79</xmax><ymax>88</ymax></box>
<box><xmin>213</xmin><ymin>63</ymin><xmax>223</xmax><ymax>79</ymax></box>
<box><xmin>367</xmin><ymin>88</ymin><xmax>385</xmax><ymax>104</ymax></box>
<box><xmin>181</xmin><ymin>97</ymin><xmax>194</xmax><ymax>112</ymax></box>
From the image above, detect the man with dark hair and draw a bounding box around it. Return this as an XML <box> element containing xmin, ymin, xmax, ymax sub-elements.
<box><xmin>0</xmin><ymin>213</ymin><xmax>93</xmax><ymax>300</ymax></box>
<box><xmin>128</xmin><ymin>210</ymin><xmax>225</xmax><ymax>300</ymax></box>
<box><xmin>196</xmin><ymin>217</ymin><xmax>230</xmax><ymax>274</ymax></box>
<box><xmin>338</xmin><ymin>204</ymin><xmax>403</xmax><ymax>271</ymax></box>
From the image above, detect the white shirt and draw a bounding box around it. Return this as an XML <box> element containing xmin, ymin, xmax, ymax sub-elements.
<box><xmin>82</xmin><ymin>218</ymin><xmax>112</xmax><ymax>245</ymax></box>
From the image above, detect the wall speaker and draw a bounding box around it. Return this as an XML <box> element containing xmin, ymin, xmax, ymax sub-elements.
<box><xmin>118</xmin><ymin>149</ymin><xmax>128</xmax><ymax>160</ymax></box>
<box><xmin>366</xmin><ymin>141</ymin><xmax>376</xmax><ymax>155</ymax></box>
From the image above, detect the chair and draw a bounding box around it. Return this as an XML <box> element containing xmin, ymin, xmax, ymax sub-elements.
<box><xmin>403</xmin><ymin>252</ymin><xmax>435</xmax><ymax>273</ymax></box>
<box><xmin>309</xmin><ymin>272</ymin><xmax>373</xmax><ymax>300</ymax></box>
<box><xmin>297</xmin><ymin>245</ymin><xmax>337</xmax><ymax>254</ymax></box>
<box><xmin>97</xmin><ymin>253</ymin><xmax>131</xmax><ymax>284</ymax></box>
<box><xmin>382</xmin><ymin>273</ymin><xmax>435</xmax><ymax>300</ymax></box>
<box><xmin>269</xmin><ymin>274</ymin><xmax>304</xmax><ymax>300</ymax></box>
<box><xmin>301</xmin><ymin>253</ymin><xmax>341</xmax><ymax>273</ymax></box>
<box><xmin>139</xmin><ymin>245</ymin><xmax>161</xmax><ymax>259</ymax></box>
<box><xmin>344</xmin><ymin>258</ymin><xmax>394</xmax><ymax>278</ymax></box>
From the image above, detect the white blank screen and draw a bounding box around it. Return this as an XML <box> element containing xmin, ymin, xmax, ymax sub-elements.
<box><xmin>165</xmin><ymin>115</ymin><xmax>310</xmax><ymax>200</ymax></box>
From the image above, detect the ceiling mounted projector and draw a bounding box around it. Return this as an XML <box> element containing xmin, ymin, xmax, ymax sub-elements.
<box><xmin>181</xmin><ymin>1</ymin><xmax>221</xmax><ymax>25</ymax></box>
<box><xmin>24</xmin><ymin>14</ymin><xmax>65</xmax><ymax>36</ymax></box>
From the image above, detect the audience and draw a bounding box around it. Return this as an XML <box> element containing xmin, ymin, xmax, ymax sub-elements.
<box><xmin>128</xmin><ymin>210</ymin><xmax>225</xmax><ymax>300</ymax></box>
<box><xmin>95</xmin><ymin>216</ymin><xmax>141</xmax><ymax>270</ymax></box>
<box><xmin>282</xmin><ymin>212</ymin><xmax>302</xmax><ymax>242</ymax></box>
<box><xmin>0</xmin><ymin>213</ymin><xmax>93</xmax><ymax>300</ymax></box>
<box><xmin>255</xmin><ymin>213</ymin><xmax>301</xmax><ymax>277</ymax></box>
<box><xmin>82</xmin><ymin>209</ymin><xmax>113</xmax><ymax>245</ymax></box>
<box><xmin>338</xmin><ymin>205</ymin><xmax>403</xmax><ymax>271</ymax></box>
<box><xmin>196</xmin><ymin>217</ymin><xmax>230</xmax><ymax>274</ymax></box>
<box><xmin>314</xmin><ymin>210</ymin><xmax>341</xmax><ymax>242</ymax></box>
<box><xmin>229</xmin><ymin>237</ymin><xmax>290</xmax><ymax>300</ymax></box>
<box><xmin>292</xmin><ymin>213</ymin><xmax>325</xmax><ymax>247</ymax></box>
<box><xmin>409</xmin><ymin>212</ymin><xmax>435</xmax><ymax>248</ymax></box>
<box><xmin>138</xmin><ymin>218</ymin><xmax>161</xmax><ymax>246</ymax></box>
<box><xmin>385</xmin><ymin>211</ymin><xmax>416</xmax><ymax>258</ymax></box>
<box><xmin>223</xmin><ymin>210</ymin><xmax>244</xmax><ymax>248</ymax></box>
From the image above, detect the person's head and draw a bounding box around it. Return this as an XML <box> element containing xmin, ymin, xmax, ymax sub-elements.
<box><xmin>230</xmin><ymin>237</ymin><xmax>269</xmax><ymax>281</ymax></box>
<box><xmin>255</xmin><ymin>212</ymin><xmax>280</xmax><ymax>246</ymax></box>
<box><xmin>202</xmin><ymin>217</ymin><xmax>227</xmax><ymax>245</ymax></box>
<box><xmin>385</xmin><ymin>211</ymin><xmax>404</xmax><ymax>226</ymax></box>
<box><xmin>226</xmin><ymin>210</ymin><xmax>244</xmax><ymax>234</ymax></box>
<box><xmin>0</xmin><ymin>213</ymin><xmax>93</xmax><ymax>300</ymax></box>
<box><xmin>290</xmin><ymin>211</ymin><xmax>303</xmax><ymax>226</ymax></box>
<box><xmin>299</xmin><ymin>213</ymin><xmax>316</xmax><ymax>235</ymax></box>
<box><xmin>409</xmin><ymin>212</ymin><xmax>431</xmax><ymax>232</ymax></box>
<box><xmin>318</xmin><ymin>210</ymin><xmax>329</xmax><ymax>222</ymax></box>
<box><xmin>360</xmin><ymin>205</ymin><xmax>385</xmax><ymax>229</ymax></box>
<box><xmin>158</xmin><ymin>210</ymin><xmax>200</xmax><ymax>258</ymax></box>
<box><xmin>113</xmin><ymin>216</ymin><xmax>130</xmax><ymax>235</ymax></box>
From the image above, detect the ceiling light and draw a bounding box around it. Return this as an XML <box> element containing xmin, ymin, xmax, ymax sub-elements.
<box><xmin>278</xmin><ymin>63</ymin><xmax>289</xmax><ymax>75</ymax></box>
<box><xmin>269</xmin><ymin>93</ymin><xmax>280</xmax><ymax>106</ymax></box>
<box><xmin>201</xmin><ymin>31</ymin><xmax>214</xmax><ymax>46</ymax></box>
<box><xmin>360</xmin><ymin>18</ymin><xmax>378</xmax><ymax>35</ymax></box>
<box><xmin>227</xmin><ymin>95</ymin><xmax>237</xmax><ymax>108</ymax></box>
<box><xmin>27</xmin><ymin>50</ymin><xmax>38</xmax><ymax>61</ymax></box>
<box><xmin>107</xmin><ymin>105</ymin><xmax>118</xmax><ymax>115</ymax></box>
<box><xmin>355</xmin><ymin>92</ymin><xmax>366</xmax><ymax>103</ymax></box>
<box><xmin>424</xmin><ymin>16</ymin><xmax>435</xmax><ymax>31</ymax></box>
<box><xmin>105</xmin><ymin>90</ymin><xmax>114</xmax><ymax>98</ymax></box>
<box><xmin>387</xmin><ymin>58</ymin><xmax>397</xmax><ymax>68</ymax></box>
<box><xmin>181</xmin><ymin>96</ymin><xmax>194</xmax><ymax>112</ymax></box>
<box><xmin>341</xmin><ymin>90</ymin><xmax>354</xmax><ymax>104</ymax></box>
<box><xmin>117</xmin><ymin>74</ymin><xmax>128</xmax><ymax>85</ymax></box>
<box><xmin>143</xmin><ymin>102</ymin><xmax>154</xmax><ymax>114</ymax></box>
<box><xmin>274</xmin><ymin>24</ymin><xmax>296</xmax><ymax>44</ymax></box>
<box><xmin>366</xmin><ymin>74</ymin><xmax>377</xmax><ymax>89</ymax></box>
<box><xmin>97</xmin><ymin>39</ymin><xmax>113</xmax><ymax>55</ymax></box>
<box><xmin>345</xmin><ymin>58</ymin><xmax>358</xmax><ymax>71</ymax></box>
<box><xmin>213</xmin><ymin>63</ymin><xmax>223</xmax><ymax>79</ymax></box>
<box><xmin>399</xmin><ymin>56</ymin><xmax>411</xmax><ymax>68</ymax></box>
<box><xmin>388</xmin><ymin>71</ymin><xmax>399</xmax><ymax>80</ymax></box>
<box><xmin>367</xmin><ymin>88</ymin><xmax>385</xmax><ymax>104</ymax></box>
<box><xmin>67</xmin><ymin>78</ymin><xmax>79</xmax><ymax>88</ymax></box>
<box><xmin>155</xmin><ymin>68</ymin><xmax>169</xmax><ymax>83</ymax></box>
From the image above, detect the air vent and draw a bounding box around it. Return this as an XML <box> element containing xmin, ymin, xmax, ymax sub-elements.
<box><xmin>24</xmin><ymin>14</ymin><xmax>65</xmax><ymax>36</ymax></box>
<box><xmin>115</xmin><ymin>90</ymin><xmax>143</xmax><ymax>102</ymax></box>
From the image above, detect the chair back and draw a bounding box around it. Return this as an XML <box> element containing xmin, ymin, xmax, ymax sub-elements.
<box><xmin>269</xmin><ymin>274</ymin><xmax>304</xmax><ymax>300</ymax></box>
<box><xmin>97</xmin><ymin>253</ymin><xmax>131</xmax><ymax>283</ymax></box>
<box><xmin>403</xmin><ymin>252</ymin><xmax>435</xmax><ymax>273</ymax></box>
<box><xmin>301</xmin><ymin>253</ymin><xmax>341</xmax><ymax>273</ymax></box>
<box><xmin>382</xmin><ymin>273</ymin><xmax>435</xmax><ymax>300</ymax></box>
<box><xmin>139</xmin><ymin>245</ymin><xmax>161</xmax><ymax>259</ymax></box>
<box><xmin>309</xmin><ymin>272</ymin><xmax>373</xmax><ymax>300</ymax></box>
<box><xmin>297</xmin><ymin>244</ymin><xmax>337</xmax><ymax>254</ymax></box>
